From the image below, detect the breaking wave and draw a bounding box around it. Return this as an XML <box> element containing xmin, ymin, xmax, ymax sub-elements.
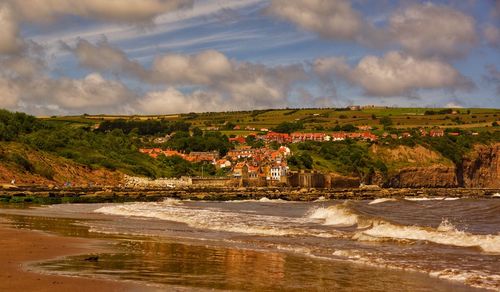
<box><xmin>307</xmin><ymin>204</ymin><xmax>359</xmax><ymax>227</ymax></box>
<box><xmin>368</xmin><ymin>198</ymin><xmax>397</xmax><ymax>205</ymax></box>
<box><xmin>225</xmin><ymin>197</ymin><xmax>290</xmax><ymax>203</ymax></box>
<box><xmin>404</xmin><ymin>197</ymin><xmax>460</xmax><ymax>201</ymax></box>
<box><xmin>354</xmin><ymin>219</ymin><xmax>500</xmax><ymax>253</ymax></box>
<box><xmin>94</xmin><ymin>201</ymin><xmax>335</xmax><ymax>238</ymax></box>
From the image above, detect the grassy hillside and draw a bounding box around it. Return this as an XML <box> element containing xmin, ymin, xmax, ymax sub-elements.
<box><xmin>0</xmin><ymin>107</ymin><xmax>498</xmax><ymax>184</ymax></box>
<box><xmin>45</xmin><ymin>107</ymin><xmax>500</xmax><ymax>136</ymax></box>
<box><xmin>0</xmin><ymin>142</ymin><xmax>122</xmax><ymax>185</ymax></box>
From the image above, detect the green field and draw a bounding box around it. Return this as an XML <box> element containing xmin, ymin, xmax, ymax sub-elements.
<box><xmin>44</xmin><ymin>107</ymin><xmax>500</xmax><ymax>135</ymax></box>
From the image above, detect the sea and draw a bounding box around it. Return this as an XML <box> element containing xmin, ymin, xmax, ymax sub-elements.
<box><xmin>1</xmin><ymin>196</ymin><xmax>499</xmax><ymax>291</ymax></box>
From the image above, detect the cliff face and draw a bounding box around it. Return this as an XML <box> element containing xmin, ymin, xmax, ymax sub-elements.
<box><xmin>461</xmin><ymin>143</ymin><xmax>500</xmax><ymax>188</ymax></box>
<box><xmin>371</xmin><ymin>143</ymin><xmax>500</xmax><ymax>188</ymax></box>
<box><xmin>371</xmin><ymin>145</ymin><xmax>458</xmax><ymax>188</ymax></box>
<box><xmin>384</xmin><ymin>166</ymin><xmax>458</xmax><ymax>188</ymax></box>
<box><xmin>0</xmin><ymin>142</ymin><xmax>123</xmax><ymax>186</ymax></box>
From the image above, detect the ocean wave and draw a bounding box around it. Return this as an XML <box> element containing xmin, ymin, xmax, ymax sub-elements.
<box><xmin>307</xmin><ymin>204</ymin><xmax>359</xmax><ymax>227</ymax></box>
<box><xmin>404</xmin><ymin>197</ymin><xmax>460</xmax><ymax>201</ymax></box>
<box><xmin>94</xmin><ymin>202</ymin><xmax>336</xmax><ymax>238</ymax></box>
<box><xmin>331</xmin><ymin>249</ymin><xmax>500</xmax><ymax>291</ymax></box>
<box><xmin>368</xmin><ymin>198</ymin><xmax>397</xmax><ymax>205</ymax></box>
<box><xmin>429</xmin><ymin>269</ymin><xmax>500</xmax><ymax>291</ymax></box>
<box><xmin>353</xmin><ymin>219</ymin><xmax>500</xmax><ymax>253</ymax></box>
<box><xmin>258</xmin><ymin>197</ymin><xmax>287</xmax><ymax>203</ymax></box>
<box><xmin>224</xmin><ymin>197</ymin><xmax>290</xmax><ymax>203</ymax></box>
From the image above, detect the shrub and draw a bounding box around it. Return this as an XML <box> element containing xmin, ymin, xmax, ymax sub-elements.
<box><xmin>10</xmin><ymin>153</ymin><xmax>34</xmax><ymax>172</ymax></box>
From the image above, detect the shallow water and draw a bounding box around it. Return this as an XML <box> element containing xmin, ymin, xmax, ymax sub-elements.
<box><xmin>1</xmin><ymin>197</ymin><xmax>499</xmax><ymax>291</ymax></box>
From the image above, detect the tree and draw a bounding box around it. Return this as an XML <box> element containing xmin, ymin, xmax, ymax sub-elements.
<box><xmin>245</xmin><ymin>135</ymin><xmax>256</xmax><ymax>144</ymax></box>
<box><xmin>192</xmin><ymin>127</ymin><xmax>203</xmax><ymax>137</ymax></box>
<box><xmin>288</xmin><ymin>153</ymin><xmax>313</xmax><ymax>169</ymax></box>
<box><xmin>341</xmin><ymin>124</ymin><xmax>357</xmax><ymax>132</ymax></box>
<box><xmin>380</xmin><ymin>116</ymin><xmax>393</xmax><ymax>128</ymax></box>
<box><xmin>273</xmin><ymin>121</ymin><xmax>304</xmax><ymax>133</ymax></box>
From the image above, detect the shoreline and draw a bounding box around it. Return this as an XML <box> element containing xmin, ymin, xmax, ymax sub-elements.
<box><xmin>1</xmin><ymin>185</ymin><xmax>499</xmax><ymax>204</ymax></box>
<box><xmin>0</xmin><ymin>218</ymin><xmax>151</xmax><ymax>292</ymax></box>
<box><xmin>0</xmin><ymin>203</ymin><xmax>495</xmax><ymax>291</ymax></box>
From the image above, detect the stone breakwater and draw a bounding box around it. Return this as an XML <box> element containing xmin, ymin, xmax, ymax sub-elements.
<box><xmin>1</xmin><ymin>185</ymin><xmax>499</xmax><ymax>204</ymax></box>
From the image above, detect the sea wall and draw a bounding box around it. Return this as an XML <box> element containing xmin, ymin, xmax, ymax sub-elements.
<box><xmin>1</xmin><ymin>185</ymin><xmax>499</xmax><ymax>204</ymax></box>
<box><xmin>123</xmin><ymin>175</ymin><xmax>192</xmax><ymax>188</ymax></box>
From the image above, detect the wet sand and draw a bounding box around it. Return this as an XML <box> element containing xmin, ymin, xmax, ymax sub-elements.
<box><xmin>0</xmin><ymin>218</ymin><xmax>148</xmax><ymax>292</ymax></box>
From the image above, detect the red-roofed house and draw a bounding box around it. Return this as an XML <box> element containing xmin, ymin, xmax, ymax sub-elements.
<box><xmin>331</xmin><ymin>132</ymin><xmax>347</xmax><ymax>141</ymax></box>
<box><xmin>291</xmin><ymin>132</ymin><xmax>326</xmax><ymax>143</ymax></box>
<box><xmin>265</xmin><ymin>132</ymin><xmax>291</xmax><ymax>143</ymax></box>
<box><xmin>430</xmin><ymin>129</ymin><xmax>445</xmax><ymax>137</ymax></box>
<box><xmin>229</xmin><ymin>136</ymin><xmax>246</xmax><ymax>144</ymax></box>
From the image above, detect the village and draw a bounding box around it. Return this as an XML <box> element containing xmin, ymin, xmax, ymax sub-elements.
<box><xmin>138</xmin><ymin>124</ymin><xmax>471</xmax><ymax>188</ymax></box>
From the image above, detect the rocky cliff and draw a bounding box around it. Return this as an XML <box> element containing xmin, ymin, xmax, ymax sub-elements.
<box><xmin>371</xmin><ymin>143</ymin><xmax>500</xmax><ymax>188</ymax></box>
<box><xmin>460</xmin><ymin>143</ymin><xmax>500</xmax><ymax>188</ymax></box>
<box><xmin>384</xmin><ymin>166</ymin><xmax>459</xmax><ymax>188</ymax></box>
<box><xmin>0</xmin><ymin>142</ymin><xmax>123</xmax><ymax>186</ymax></box>
<box><xmin>371</xmin><ymin>145</ymin><xmax>458</xmax><ymax>188</ymax></box>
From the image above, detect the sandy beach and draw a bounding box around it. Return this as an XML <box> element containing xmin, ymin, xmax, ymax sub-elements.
<box><xmin>0</xmin><ymin>218</ymin><xmax>147</xmax><ymax>292</ymax></box>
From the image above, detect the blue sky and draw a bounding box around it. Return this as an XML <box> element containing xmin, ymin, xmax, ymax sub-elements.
<box><xmin>0</xmin><ymin>0</ymin><xmax>499</xmax><ymax>115</ymax></box>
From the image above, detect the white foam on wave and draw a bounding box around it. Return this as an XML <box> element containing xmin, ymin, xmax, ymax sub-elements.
<box><xmin>307</xmin><ymin>204</ymin><xmax>359</xmax><ymax>227</ymax></box>
<box><xmin>314</xmin><ymin>196</ymin><xmax>327</xmax><ymax>202</ymax></box>
<box><xmin>94</xmin><ymin>201</ymin><xmax>336</xmax><ymax>238</ymax></box>
<box><xmin>162</xmin><ymin>198</ymin><xmax>183</xmax><ymax>205</ymax></box>
<box><xmin>404</xmin><ymin>197</ymin><xmax>460</xmax><ymax>201</ymax></box>
<box><xmin>225</xmin><ymin>197</ymin><xmax>289</xmax><ymax>203</ymax></box>
<box><xmin>368</xmin><ymin>198</ymin><xmax>397</xmax><ymax>205</ymax></box>
<box><xmin>258</xmin><ymin>197</ymin><xmax>287</xmax><ymax>203</ymax></box>
<box><xmin>429</xmin><ymin>269</ymin><xmax>500</xmax><ymax>291</ymax></box>
<box><xmin>354</xmin><ymin>219</ymin><xmax>500</xmax><ymax>253</ymax></box>
<box><xmin>331</xmin><ymin>249</ymin><xmax>500</xmax><ymax>291</ymax></box>
<box><xmin>492</xmin><ymin>193</ymin><xmax>500</xmax><ymax>198</ymax></box>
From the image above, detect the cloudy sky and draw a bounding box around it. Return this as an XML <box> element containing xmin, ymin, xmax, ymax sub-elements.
<box><xmin>0</xmin><ymin>0</ymin><xmax>499</xmax><ymax>115</ymax></box>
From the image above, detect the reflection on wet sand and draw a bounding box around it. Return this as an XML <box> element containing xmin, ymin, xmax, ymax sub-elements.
<box><xmin>0</xmin><ymin>213</ymin><xmax>481</xmax><ymax>292</ymax></box>
<box><xmin>37</xmin><ymin>239</ymin><xmax>481</xmax><ymax>291</ymax></box>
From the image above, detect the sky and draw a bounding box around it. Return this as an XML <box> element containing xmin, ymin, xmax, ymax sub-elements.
<box><xmin>0</xmin><ymin>0</ymin><xmax>499</xmax><ymax>115</ymax></box>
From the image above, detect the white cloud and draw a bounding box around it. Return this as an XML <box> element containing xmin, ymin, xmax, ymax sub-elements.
<box><xmin>152</xmin><ymin>50</ymin><xmax>233</xmax><ymax>84</ymax></box>
<box><xmin>68</xmin><ymin>39</ymin><xmax>148</xmax><ymax>79</ymax></box>
<box><xmin>389</xmin><ymin>3</ymin><xmax>476</xmax><ymax>58</ymax></box>
<box><xmin>49</xmin><ymin>73</ymin><xmax>134</xmax><ymax>110</ymax></box>
<box><xmin>137</xmin><ymin>87</ymin><xmax>228</xmax><ymax>114</ymax></box>
<box><xmin>0</xmin><ymin>3</ymin><xmax>22</xmax><ymax>54</ymax></box>
<box><xmin>1</xmin><ymin>70</ymin><xmax>136</xmax><ymax>114</ymax></box>
<box><xmin>266</xmin><ymin>1</ymin><xmax>477</xmax><ymax>59</ymax></box>
<box><xmin>70</xmin><ymin>44</ymin><xmax>306</xmax><ymax>109</ymax></box>
<box><xmin>0</xmin><ymin>77</ymin><xmax>20</xmax><ymax>108</ymax></box>
<box><xmin>315</xmin><ymin>51</ymin><xmax>474</xmax><ymax>97</ymax></box>
<box><xmin>151</xmin><ymin>50</ymin><xmax>306</xmax><ymax>108</ymax></box>
<box><xmin>266</xmin><ymin>0</ymin><xmax>367</xmax><ymax>41</ymax></box>
<box><xmin>0</xmin><ymin>55</ymin><xmax>45</xmax><ymax>78</ymax></box>
<box><xmin>6</xmin><ymin>0</ymin><xmax>193</xmax><ymax>23</ymax></box>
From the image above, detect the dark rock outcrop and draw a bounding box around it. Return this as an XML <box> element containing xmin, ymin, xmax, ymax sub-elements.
<box><xmin>461</xmin><ymin>143</ymin><xmax>500</xmax><ymax>188</ymax></box>
<box><xmin>384</xmin><ymin>166</ymin><xmax>459</xmax><ymax>188</ymax></box>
